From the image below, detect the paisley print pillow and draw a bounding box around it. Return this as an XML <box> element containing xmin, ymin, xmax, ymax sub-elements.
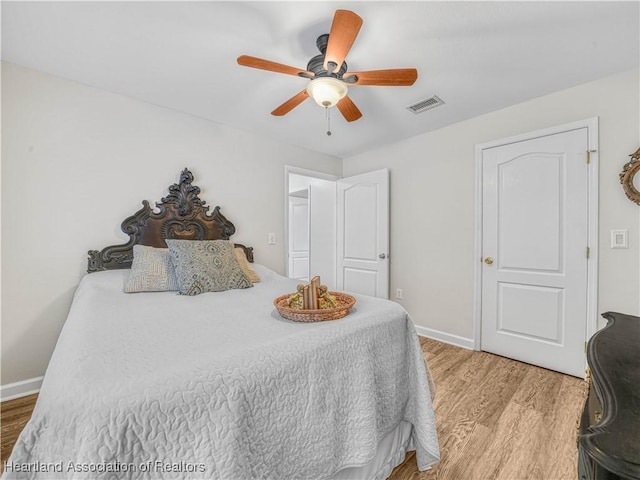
<box><xmin>166</xmin><ymin>239</ymin><xmax>253</xmax><ymax>296</ymax></box>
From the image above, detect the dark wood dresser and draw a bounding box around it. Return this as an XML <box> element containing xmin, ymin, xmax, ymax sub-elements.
<box><xmin>578</xmin><ymin>311</ymin><xmax>640</xmax><ymax>480</ymax></box>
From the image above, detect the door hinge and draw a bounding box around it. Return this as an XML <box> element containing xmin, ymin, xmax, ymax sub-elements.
<box><xmin>586</xmin><ymin>247</ymin><xmax>590</xmax><ymax>259</ymax></box>
<box><xmin>586</xmin><ymin>149</ymin><xmax>597</xmax><ymax>164</ymax></box>
<box><xmin>584</xmin><ymin>342</ymin><xmax>587</xmax><ymax>353</ymax></box>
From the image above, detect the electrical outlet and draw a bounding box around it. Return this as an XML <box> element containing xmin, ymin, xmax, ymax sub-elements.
<box><xmin>268</xmin><ymin>232</ymin><xmax>276</xmax><ymax>245</ymax></box>
<box><xmin>611</xmin><ymin>229</ymin><xmax>628</xmax><ymax>249</ymax></box>
<box><xmin>396</xmin><ymin>288</ymin><xmax>403</xmax><ymax>300</ymax></box>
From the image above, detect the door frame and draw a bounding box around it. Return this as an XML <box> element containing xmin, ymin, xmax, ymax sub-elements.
<box><xmin>472</xmin><ymin>118</ymin><xmax>599</xmax><ymax>363</ymax></box>
<box><xmin>284</xmin><ymin>166</ymin><xmax>338</xmax><ymax>279</ymax></box>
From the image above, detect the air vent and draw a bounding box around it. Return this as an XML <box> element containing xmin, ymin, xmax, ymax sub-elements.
<box><xmin>407</xmin><ymin>95</ymin><xmax>445</xmax><ymax>114</ymax></box>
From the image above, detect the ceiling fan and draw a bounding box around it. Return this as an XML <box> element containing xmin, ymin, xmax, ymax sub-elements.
<box><xmin>237</xmin><ymin>9</ymin><xmax>418</xmax><ymax>123</ymax></box>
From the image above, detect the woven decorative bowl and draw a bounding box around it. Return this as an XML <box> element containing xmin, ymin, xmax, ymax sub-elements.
<box><xmin>273</xmin><ymin>292</ymin><xmax>356</xmax><ymax>322</ymax></box>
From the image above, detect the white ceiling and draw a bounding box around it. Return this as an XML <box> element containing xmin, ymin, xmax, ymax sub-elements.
<box><xmin>2</xmin><ymin>1</ymin><xmax>639</xmax><ymax>158</ymax></box>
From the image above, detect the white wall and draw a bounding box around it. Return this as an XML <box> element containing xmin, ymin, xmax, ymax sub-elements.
<box><xmin>1</xmin><ymin>62</ymin><xmax>341</xmax><ymax>385</ymax></box>
<box><xmin>343</xmin><ymin>68</ymin><xmax>640</xmax><ymax>342</ymax></box>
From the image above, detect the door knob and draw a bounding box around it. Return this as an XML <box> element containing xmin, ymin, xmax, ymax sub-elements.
<box><xmin>379</xmin><ymin>253</ymin><xmax>387</xmax><ymax>259</ymax></box>
<box><xmin>484</xmin><ymin>257</ymin><xmax>494</xmax><ymax>265</ymax></box>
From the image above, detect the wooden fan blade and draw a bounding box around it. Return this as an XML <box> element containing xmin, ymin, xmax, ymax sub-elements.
<box><xmin>323</xmin><ymin>10</ymin><xmax>363</xmax><ymax>73</ymax></box>
<box><xmin>337</xmin><ymin>95</ymin><xmax>362</xmax><ymax>122</ymax></box>
<box><xmin>271</xmin><ymin>90</ymin><xmax>309</xmax><ymax>116</ymax></box>
<box><xmin>237</xmin><ymin>55</ymin><xmax>311</xmax><ymax>77</ymax></box>
<box><xmin>343</xmin><ymin>68</ymin><xmax>418</xmax><ymax>86</ymax></box>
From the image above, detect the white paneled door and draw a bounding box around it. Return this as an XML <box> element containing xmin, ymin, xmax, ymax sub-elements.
<box><xmin>481</xmin><ymin>127</ymin><xmax>590</xmax><ymax>377</ymax></box>
<box><xmin>288</xmin><ymin>194</ymin><xmax>309</xmax><ymax>281</ymax></box>
<box><xmin>337</xmin><ymin>169</ymin><xmax>389</xmax><ymax>299</ymax></box>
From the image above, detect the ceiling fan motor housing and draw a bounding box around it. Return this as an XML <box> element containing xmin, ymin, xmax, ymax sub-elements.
<box><xmin>305</xmin><ymin>34</ymin><xmax>351</xmax><ymax>81</ymax></box>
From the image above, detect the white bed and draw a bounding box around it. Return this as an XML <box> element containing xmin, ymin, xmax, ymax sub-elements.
<box><xmin>3</xmin><ymin>170</ymin><xmax>439</xmax><ymax>479</ymax></box>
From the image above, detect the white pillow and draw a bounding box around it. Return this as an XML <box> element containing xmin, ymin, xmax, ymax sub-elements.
<box><xmin>123</xmin><ymin>244</ymin><xmax>179</xmax><ymax>293</ymax></box>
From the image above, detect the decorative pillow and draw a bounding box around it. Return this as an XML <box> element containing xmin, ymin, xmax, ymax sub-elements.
<box><xmin>166</xmin><ymin>239</ymin><xmax>253</xmax><ymax>296</ymax></box>
<box><xmin>235</xmin><ymin>247</ymin><xmax>260</xmax><ymax>283</ymax></box>
<box><xmin>123</xmin><ymin>244</ymin><xmax>179</xmax><ymax>293</ymax></box>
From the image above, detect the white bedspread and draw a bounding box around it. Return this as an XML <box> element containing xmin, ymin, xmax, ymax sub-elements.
<box><xmin>4</xmin><ymin>266</ymin><xmax>439</xmax><ymax>479</ymax></box>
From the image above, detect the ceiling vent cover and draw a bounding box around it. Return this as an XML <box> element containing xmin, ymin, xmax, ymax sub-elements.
<box><xmin>407</xmin><ymin>95</ymin><xmax>444</xmax><ymax>114</ymax></box>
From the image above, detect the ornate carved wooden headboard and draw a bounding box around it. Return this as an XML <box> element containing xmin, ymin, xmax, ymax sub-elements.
<box><xmin>87</xmin><ymin>168</ymin><xmax>253</xmax><ymax>273</ymax></box>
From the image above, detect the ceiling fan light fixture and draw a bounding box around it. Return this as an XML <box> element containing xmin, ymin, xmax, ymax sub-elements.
<box><xmin>238</xmin><ymin>10</ymin><xmax>417</xmax><ymax>121</ymax></box>
<box><xmin>306</xmin><ymin>77</ymin><xmax>348</xmax><ymax>108</ymax></box>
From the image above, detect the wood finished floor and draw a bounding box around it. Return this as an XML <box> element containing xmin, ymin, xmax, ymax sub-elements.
<box><xmin>1</xmin><ymin>393</ymin><xmax>38</xmax><ymax>471</ymax></box>
<box><xmin>1</xmin><ymin>339</ymin><xmax>587</xmax><ymax>479</ymax></box>
<box><xmin>389</xmin><ymin>337</ymin><xmax>588</xmax><ymax>480</ymax></box>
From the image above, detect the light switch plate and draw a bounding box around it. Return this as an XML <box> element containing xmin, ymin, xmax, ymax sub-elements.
<box><xmin>611</xmin><ymin>229</ymin><xmax>628</xmax><ymax>249</ymax></box>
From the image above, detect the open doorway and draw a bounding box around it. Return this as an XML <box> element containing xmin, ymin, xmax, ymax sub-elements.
<box><xmin>285</xmin><ymin>166</ymin><xmax>390</xmax><ymax>298</ymax></box>
<box><xmin>285</xmin><ymin>167</ymin><xmax>338</xmax><ymax>289</ymax></box>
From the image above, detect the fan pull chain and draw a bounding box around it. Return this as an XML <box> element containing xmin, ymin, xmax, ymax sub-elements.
<box><xmin>326</xmin><ymin>107</ymin><xmax>332</xmax><ymax>136</ymax></box>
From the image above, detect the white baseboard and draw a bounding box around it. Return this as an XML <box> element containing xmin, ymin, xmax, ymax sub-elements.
<box><xmin>414</xmin><ymin>325</ymin><xmax>475</xmax><ymax>350</ymax></box>
<box><xmin>1</xmin><ymin>376</ymin><xmax>43</xmax><ymax>402</ymax></box>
